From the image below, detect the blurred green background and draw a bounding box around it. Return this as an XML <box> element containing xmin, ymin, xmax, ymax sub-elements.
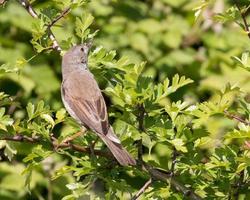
<box><xmin>0</xmin><ymin>0</ymin><xmax>250</xmax><ymax>199</ymax></box>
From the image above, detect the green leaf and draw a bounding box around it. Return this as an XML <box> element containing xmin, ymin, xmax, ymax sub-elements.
<box><xmin>236</xmin><ymin>162</ymin><xmax>247</xmax><ymax>174</ymax></box>
<box><xmin>4</xmin><ymin>142</ymin><xmax>17</xmax><ymax>161</ymax></box>
<box><xmin>169</xmin><ymin>138</ymin><xmax>187</xmax><ymax>153</ymax></box>
<box><xmin>215</xmin><ymin>191</ymin><xmax>225</xmax><ymax>197</ymax></box>
<box><xmin>0</xmin><ymin>63</ymin><xmax>19</xmax><ymax>74</ymax></box>
<box><xmin>15</xmin><ymin>57</ymin><xmax>27</xmax><ymax>69</ymax></box>
<box><xmin>41</xmin><ymin>113</ymin><xmax>55</xmax><ymax>127</ymax></box>
<box><xmin>0</xmin><ymin>108</ymin><xmax>14</xmax><ymax>129</ymax></box>
<box><xmin>56</xmin><ymin>108</ymin><xmax>67</xmax><ymax>122</ymax></box>
<box><xmin>75</xmin><ymin>12</ymin><xmax>94</xmax><ymax>41</ymax></box>
<box><xmin>155</xmin><ymin>74</ymin><xmax>193</xmax><ymax>101</ymax></box>
<box><xmin>232</xmin><ymin>51</ymin><xmax>250</xmax><ymax>72</ymax></box>
<box><xmin>26</xmin><ymin>102</ymin><xmax>35</xmax><ymax>120</ymax></box>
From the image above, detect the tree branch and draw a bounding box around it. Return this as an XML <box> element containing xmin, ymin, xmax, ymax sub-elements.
<box><xmin>47</xmin><ymin>6</ymin><xmax>71</xmax><ymax>29</ymax></box>
<box><xmin>224</xmin><ymin>110</ymin><xmax>250</xmax><ymax>126</ymax></box>
<box><xmin>137</xmin><ymin>104</ymin><xmax>145</xmax><ymax>166</ymax></box>
<box><xmin>234</xmin><ymin>0</ymin><xmax>250</xmax><ymax>39</ymax></box>
<box><xmin>1</xmin><ymin>134</ymin><xmax>39</xmax><ymax>143</ymax></box>
<box><xmin>232</xmin><ymin>168</ymin><xmax>244</xmax><ymax>199</ymax></box>
<box><xmin>0</xmin><ymin>134</ymin><xmax>112</xmax><ymax>158</ymax></box>
<box><xmin>171</xmin><ymin>127</ymin><xmax>179</xmax><ymax>176</ymax></box>
<box><xmin>17</xmin><ymin>0</ymin><xmax>62</xmax><ymax>52</ymax></box>
<box><xmin>132</xmin><ymin>178</ymin><xmax>152</xmax><ymax>200</ymax></box>
<box><xmin>144</xmin><ymin>164</ymin><xmax>202</xmax><ymax>200</ymax></box>
<box><xmin>0</xmin><ymin>133</ymin><xmax>202</xmax><ymax>199</ymax></box>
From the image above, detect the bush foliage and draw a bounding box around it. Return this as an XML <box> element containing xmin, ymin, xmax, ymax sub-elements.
<box><xmin>0</xmin><ymin>0</ymin><xmax>250</xmax><ymax>199</ymax></box>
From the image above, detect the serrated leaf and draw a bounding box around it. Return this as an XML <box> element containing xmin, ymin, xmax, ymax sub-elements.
<box><xmin>36</xmin><ymin>100</ymin><xmax>44</xmax><ymax>112</ymax></box>
<box><xmin>4</xmin><ymin>142</ymin><xmax>17</xmax><ymax>161</ymax></box>
<box><xmin>236</xmin><ymin>162</ymin><xmax>247</xmax><ymax>174</ymax></box>
<box><xmin>0</xmin><ymin>107</ymin><xmax>5</xmax><ymax>118</ymax></box>
<box><xmin>169</xmin><ymin>138</ymin><xmax>187</xmax><ymax>153</ymax></box>
<box><xmin>27</xmin><ymin>102</ymin><xmax>35</xmax><ymax>120</ymax></box>
<box><xmin>41</xmin><ymin>114</ymin><xmax>55</xmax><ymax>127</ymax></box>
<box><xmin>56</xmin><ymin>108</ymin><xmax>66</xmax><ymax>121</ymax></box>
<box><xmin>75</xmin><ymin>12</ymin><xmax>94</xmax><ymax>41</ymax></box>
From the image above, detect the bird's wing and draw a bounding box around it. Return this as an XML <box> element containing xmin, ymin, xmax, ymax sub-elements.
<box><xmin>62</xmin><ymin>70</ymin><xmax>109</xmax><ymax>135</ymax></box>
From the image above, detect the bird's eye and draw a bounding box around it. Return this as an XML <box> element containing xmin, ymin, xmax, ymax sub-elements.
<box><xmin>80</xmin><ymin>47</ymin><xmax>84</xmax><ymax>51</ymax></box>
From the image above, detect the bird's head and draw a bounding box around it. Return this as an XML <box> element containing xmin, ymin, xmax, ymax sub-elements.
<box><xmin>62</xmin><ymin>42</ymin><xmax>92</xmax><ymax>67</ymax></box>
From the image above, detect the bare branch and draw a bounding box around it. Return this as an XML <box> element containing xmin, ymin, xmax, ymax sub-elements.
<box><xmin>61</xmin><ymin>127</ymin><xmax>86</xmax><ymax>144</ymax></box>
<box><xmin>137</xmin><ymin>104</ymin><xmax>145</xmax><ymax>166</ymax></box>
<box><xmin>132</xmin><ymin>178</ymin><xmax>152</xmax><ymax>200</ymax></box>
<box><xmin>234</xmin><ymin>0</ymin><xmax>250</xmax><ymax>39</ymax></box>
<box><xmin>170</xmin><ymin>127</ymin><xmax>179</xmax><ymax>176</ymax></box>
<box><xmin>0</xmin><ymin>133</ymin><xmax>202</xmax><ymax>199</ymax></box>
<box><xmin>47</xmin><ymin>6</ymin><xmax>71</xmax><ymax>29</ymax></box>
<box><xmin>17</xmin><ymin>0</ymin><xmax>62</xmax><ymax>52</ymax></box>
<box><xmin>144</xmin><ymin>164</ymin><xmax>202</xmax><ymax>200</ymax></box>
<box><xmin>0</xmin><ymin>134</ymin><xmax>39</xmax><ymax>143</ymax></box>
<box><xmin>0</xmin><ymin>134</ymin><xmax>112</xmax><ymax>158</ymax></box>
<box><xmin>224</xmin><ymin>110</ymin><xmax>250</xmax><ymax>126</ymax></box>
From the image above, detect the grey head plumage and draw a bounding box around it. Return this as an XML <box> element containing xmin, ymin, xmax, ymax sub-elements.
<box><xmin>62</xmin><ymin>42</ymin><xmax>92</xmax><ymax>79</ymax></box>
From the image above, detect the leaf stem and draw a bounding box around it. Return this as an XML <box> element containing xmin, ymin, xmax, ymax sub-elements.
<box><xmin>17</xmin><ymin>0</ymin><xmax>62</xmax><ymax>51</ymax></box>
<box><xmin>234</xmin><ymin>0</ymin><xmax>250</xmax><ymax>39</ymax></box>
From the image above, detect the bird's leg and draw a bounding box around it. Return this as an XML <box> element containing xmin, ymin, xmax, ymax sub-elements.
<box><xmin>61</xmin><ymin>127</ymin><xmax>87</xmax><ymax>144</ymax></box>
<box><xmin>89</xmin><ymin>138</ymin><xmax>99</xmax><ymax>157</ymax></box>
<box><xmin>91</xmin><ymin>138</ymin><xmax>99</xmax><ymax>149</ymax></box>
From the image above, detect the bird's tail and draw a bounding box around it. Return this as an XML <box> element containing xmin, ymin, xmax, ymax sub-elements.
<box><xmin>99</xmin><ymin>128</ymin><xmax>136</xmax><ymax>166</ymax></box>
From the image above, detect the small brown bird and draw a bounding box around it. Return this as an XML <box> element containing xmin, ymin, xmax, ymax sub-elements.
<box><xmin>61</xmin><ymin>43</ymin><xmax>136</xmax><ymax>166</ymax></box>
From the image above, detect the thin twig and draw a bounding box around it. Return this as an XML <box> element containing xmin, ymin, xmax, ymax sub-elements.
<box><xmin>7</xmin><ymin>91</ymin><xmax>22</xmax><ymax>115</ymax></box>
<box><xmin>170</xmin><ymin>127</ymin><xmax>179</xmax><ymax>176</ymax></box>
<box><xmin>233</xmin><ymin>169</ymin><xmax>244</xmax><ymax>199</ymax></box>
<box><xmin>132</xmin><ymin>178</ymin><xmax>152</xmax><ymax>200</ymax></box>
<box><xmin>61</xmin><ymin>127</ymin><xmax>86</xmax><ymax>144</ymax></box>
<box><xmin>144</xmin><ymin>164</ymin><xmax>202</xmax><ymax>200</ymax></box>
<box><xmin>0</xmin><ymin>134</ymin><xmax>112</xmax><ymax>158</ymax></box>
<box><xmin>171</xmin><ymin>148</ymin><xmax>178</xmax><ymax>174</ymax></box>
<box><xmin>47</xmin><ymin>6</ymin><xmax>71</xmax><ymax>29</ymax></box>
<box><xmin>0</xmin><ymin>134</ymin><xmax>39</xmax><ymax>143</ymax></box>
<box><xmin>137</xmin><ymin>104</ymin><xmax>145</xmax><ymax>166</ymax></box>
<box><xmin>0</xmin><ymin>133</ymin><xmax>202</xmax><ymax>199</ymax></box>
<box><xmin>234</xmin><ymin>0</ymin><xmax>250</xmax><ymax>39</ymax></box>
<box><xmin>224</xmin><ymin>110</ymin><xmax>250</xmax><ymax>126</ymax></box>
<box><xmin>18</xmin><ymin>0</ymin><xmax>62</xmax><ymax>51</ymax></box>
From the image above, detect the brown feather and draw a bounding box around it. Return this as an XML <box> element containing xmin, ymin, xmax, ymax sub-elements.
<box><xmin>62</xmin><ymin>69</ymin><xmax>109</xmax><ymax>134</ymax></box>
<box><xmin>61</xmin><ymin>69</ymin><xmax>136</xmax><ymax>166</ymax></box>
